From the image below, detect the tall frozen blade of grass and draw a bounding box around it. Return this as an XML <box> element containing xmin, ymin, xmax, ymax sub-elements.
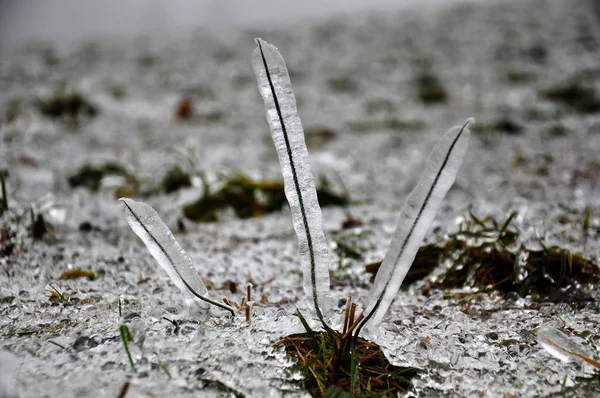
<box><xmin>120</xmin><ymin>198</ymin><xmax>233</xmax><ymax>315</ymax></box>
<box><xmin>252</xmin><ymin>38</ymin><xmax>332</xmax><ymax>319</ymax></box>
<box><xmin>362</xmin><ymin>119</ymin><xmax>472</xmax><ymax>334</ymax></box>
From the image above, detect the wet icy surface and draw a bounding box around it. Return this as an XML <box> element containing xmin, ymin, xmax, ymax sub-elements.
<box><xmin>2</xmin><ymin>0</ymin><xmax>600</xmax><ymax>396</ymax></box>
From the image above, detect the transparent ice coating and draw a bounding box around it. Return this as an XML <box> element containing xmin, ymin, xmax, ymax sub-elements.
<box><xmin>119</xmin><ymin>198</ymin><xmax>209</xmax><ymax>309</ymax></box>
<box><xmin>537</xmin><ymin>326</ymin><xmax>596</xmax><ymax>365</ymax></box>
<box><xmin>364</xmin><ymin>120</ymin><xmax>472</xmax><ymax>334</ymax></box>
<box><xmin>252</xmin><ymin>38</ymin><xmax>332</xmax><ymax>316</ymax></box>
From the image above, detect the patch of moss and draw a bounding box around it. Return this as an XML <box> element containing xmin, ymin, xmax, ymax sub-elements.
<box><xmin>474</xmin><ymin>117</ymin><xmax>524</xmax><ymax>135</ymax></box>
<box><xmin>183</xmin><ymin>173</ymin><xmax>285</xmax><ymax>222</ymax></box>
<box><xmin>366</xmin><ymin>244</ymin><xmax>445</xmax><ymax>289</ymax></box>
<box><xmin>316</xmin><ymin>175</ymin><xmax>350</xmax><ymax>208</ymax></box>
<box><xmin>305</xmin><ymin>127</ymin><xmax>337</xmax><ymax>149</ymax></box>
<box><xmin>333</xmin><ymin>228</ymin><xmax>375</xmax><ymax>269</ymax></box>
<box><xmin>232</xmin><ymin>74</ymin><xmax>253</xmax><ymax>88</ymax></box>
<box><xmin>137</xmin><ymin>53</ymin><xmax>156</xmax><ymax>67</ymax></box>
<box><xmin>108</xmin><ymin>84</ymin><xmax>127</xmax><ymax>100</ymax></box>
<box><xmin>539</xmin><ymin>79</ymin><xmax>600</xmax><ymax>114</ymax></box>
<box><xmin>364</xmin><ymin>98</ymin><xmax>395</xmax><ymax>115</ymax></box>
<box><xmin>182</xmin><ymin>172</ymin><xmax>349</xmax><ymax>222</ymax></box>
<box><xmin>161</xmin><ymin>166</ymin><xmax>192</xmax><ymax>193</ymax></box>
<box><xmin>545</xmin><ymin>123</ymin><xmax>568</xmax><ymax>138</ymax></box>
<box><xmin>415</xmin><ymin>71</ymin><xmax>448</xmax><ymax>105</ymax></box>
<box><xmin>68</xmin><ymin>162</ymin><xmax>138</xmax><ymax>197</ymax></box>
<box><xmin>523</xmin><ymin>107</ymin><xmax>550</xmax><ymax>121</ymax></box>
<box><xmin>523</xmin><ymin>42</ymin><xmax>548</xmax><ymax>64</ymax></box>
<box><xmin>506</xmin><ymin>70</ymin><xmax>536</xmax><ymax>84</ymax></box>
<box><xmin>213</xmin><ymin>47</ymin><xmax>236</xmax><ymax>63</ymax></box>
<box><xmin>438</xmin><ymin>213</ymin><xmax>597</xmax><ymax>302</ymax></box>
<box><xmin>327</xmin><ymin>76</ymin><xmax>358</xmax><ymax>93</ymax></box>
<box><xmin>35</xmin><ymin>91</ymin><xmax>98</xmax><ymax>123</ymax></box>
<box><xmin>347</xmin><ymin>119</ymin><xmax>426</xmax><ymax>133</ymax></box>
<box><xmin>366</xmin><ymin>212</ymin><xmax>599</xmax><ymax>303</ymax></box>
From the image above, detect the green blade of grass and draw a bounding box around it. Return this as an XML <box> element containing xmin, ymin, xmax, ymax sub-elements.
<box><xmin>323</xmin><ymin>385</ymin><xmax>353</xmax><ymax>398</ymax></box>
<box><xmin>297</xmin><ymin>309</ymin><xmax>320</xmax><ymax>354</ymax></box>
<box><xmin>497</xmin><ymin>211</ymin><xmax>518</xmax><ymax>242</ymax></box>
<box><xmin>120</xmin><ymin>324</ymin><xmax>135</xmax><ymax>369</ymax></box>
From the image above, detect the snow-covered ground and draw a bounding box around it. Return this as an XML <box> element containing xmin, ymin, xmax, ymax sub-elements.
<box><xmin>1</xmin><ymin>0</ymin><xmax>600</xmax><ymax>396</ymax></box>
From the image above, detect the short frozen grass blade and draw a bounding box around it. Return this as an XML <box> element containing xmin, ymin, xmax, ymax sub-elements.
<box><xmin>252</xmin><ymin>38</ymin><xmax>332</xmax><ymax>320</ymax></box>
<box><xmin>120</xmin><ymin>198</ymin><xmax>233</xmax><ymax>315</ymax></box>
<box><xmin>537</xmin><ymin>326</ymin><xmax>600</xmax><ymax>368</ymax></box>
<box><xmin>361</xmin><ymin>119</ymin><xmax>472</xmax><ymax>334</ymax></box>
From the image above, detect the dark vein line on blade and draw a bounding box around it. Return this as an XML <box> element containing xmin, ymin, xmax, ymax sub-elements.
<box><xmin>355</xmin><ymin>120</ymin><xmax>470</xmax><ymax>339</ymax></box>
<box><xmin>256</xmin><ymin>40</ymin><xmax>329</xmax><ymax>328</ymax></box>
<box><xmin>122</xmin><ymin>201</ymin><xmax>234</xmax><ymax>315</ymax></box>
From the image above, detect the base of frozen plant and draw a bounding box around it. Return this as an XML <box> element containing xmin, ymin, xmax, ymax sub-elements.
<box><xmin>279</xmin><ymin>330</ymin><xmax>419</xmax><ymax>396</ymax></box>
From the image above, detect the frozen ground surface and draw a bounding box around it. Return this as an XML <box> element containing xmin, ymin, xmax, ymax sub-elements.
<box><xmin>1</xmin><ymin>0</ymin><xmax>600</xmax><ymax>396</ymax></box>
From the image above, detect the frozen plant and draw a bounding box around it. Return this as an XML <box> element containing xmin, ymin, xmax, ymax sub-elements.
<box><xmin>252</xmin><ymin>38</ymin><xmax>471</xmax><ymax>335</ymax></box>
<box><xmin>253</xmin><ymin>38</ymin><xmax>471</xmax><ymax>394</ymax></box>
<box><xmin>119</xmin><ymin>38</ymin><xmax>472</xmax><ymax>395</ymax></box>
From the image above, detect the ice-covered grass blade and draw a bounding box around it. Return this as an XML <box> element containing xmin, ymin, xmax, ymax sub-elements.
<box><xmin>119</xmin><ymin>198</ymin><xmax>233</xmax><ymax>315</ymax></box>
<box><xmin>360</xmin><ymin>119</ymin><xmax>473</xmax><ymax>334</ymax></box>
<box><xmin>537</xmin><ymin>326</ymin><xmax>600</xmax><ymax>368</ymax></box>
<box><xmin>252</xmin><ymin>38</ymin><xmax>332</xmax><ymax>320</ymax></box>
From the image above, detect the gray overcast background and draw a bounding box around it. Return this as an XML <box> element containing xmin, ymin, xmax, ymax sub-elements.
<box><xmin>0</xmin><ymin>0</ymin><xmax>449</xmax><ymax>49</ymax></box>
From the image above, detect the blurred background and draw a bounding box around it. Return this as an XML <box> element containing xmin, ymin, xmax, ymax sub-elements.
<box><xmin>0</xmin><ymin>0</ymin><xmax>438</xmax><ymax>49</ymax></box>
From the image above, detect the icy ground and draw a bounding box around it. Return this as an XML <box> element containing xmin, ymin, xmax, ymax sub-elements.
<box><xmin>2</xmin><ymin>0</ymin><xmax>600</xmax><ymax>396</ymax></box>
